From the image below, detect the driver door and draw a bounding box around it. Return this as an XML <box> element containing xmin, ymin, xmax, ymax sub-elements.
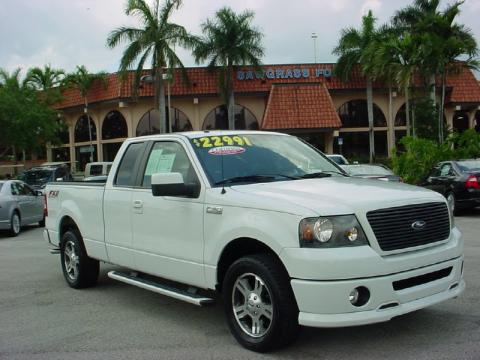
<box><xmin>131</xmin><ymin>140</ymin><xmax>206</xmax><ymax>287</ymax></box>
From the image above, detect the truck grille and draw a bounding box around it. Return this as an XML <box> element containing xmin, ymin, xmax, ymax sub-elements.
<box><xmin>366</xmin><ymin>202</ymin><xmax>450</xmax><ymax>251</ymax></box>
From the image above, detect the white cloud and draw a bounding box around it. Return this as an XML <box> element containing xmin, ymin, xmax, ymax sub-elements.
<box><xmin>360</xmin><ymin>0</ymin><xmax>382</xmax><ymax>15</ymax></box>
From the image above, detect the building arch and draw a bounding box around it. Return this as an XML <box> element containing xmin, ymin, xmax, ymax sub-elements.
<box><xmin>202</xmin><ymin>104</ymin><xmax>259</xmax><ymax>130</ymax></box>
<box><xmin>337</xmin><ymin>99</ymin><xmax>387</xmax><ymax>128</ymax></box>
<box><xmin>102</xmin><ymin>110</ymin><xmax>128</xmax><ymax>140</ymax></box>
<box><xmin>453</xmin><ymin>110</ymin><xmax>470</xmax><ymax>133</ymax></box>
<box><xmin>74</xmin><ymin>115</ymin><xmax>96</xmax><ymax>143</ymax></box>
<box><xmin>136</xmin><ymin>108</ymin><xmax>193</xmax><ymax>136</ymax></box>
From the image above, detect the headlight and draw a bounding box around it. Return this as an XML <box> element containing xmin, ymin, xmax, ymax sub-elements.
<box><xmin>299</xmin><ymin>215</ymin><xmax>368</xmax><ymax>248</ymax></box>
<box><xmin>447</xmin><ymin>201</ymin><xmax>455</xmax><ymax>229</ymax></box>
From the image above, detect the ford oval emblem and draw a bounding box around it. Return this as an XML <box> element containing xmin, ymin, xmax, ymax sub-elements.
<box><xmin>411</xmin><ymin>220</ymin><xmax>426</xmax><ymax>230</ymax></box>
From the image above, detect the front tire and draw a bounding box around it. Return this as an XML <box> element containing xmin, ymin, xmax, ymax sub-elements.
<box><xmin>8</xmin><ymin>212</ymin><xmax>21</xmax><ymax>237</ymax></box>
<box><xmin>60</xmin><ymin>230</ymin><xmax>99</xmax><ymax>289</ymax></box>
<box><xmin>223</xmin><ymin>254</ymin><xmax>299</xmax><ymax>352</ymax></box>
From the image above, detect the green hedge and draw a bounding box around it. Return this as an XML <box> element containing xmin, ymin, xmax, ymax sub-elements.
<box><xmin>392</xmin><ymin>129</ymin><xmax>480</xmax><ymax>184</ymax></box>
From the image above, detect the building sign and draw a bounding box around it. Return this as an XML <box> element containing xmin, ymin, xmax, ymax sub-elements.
<box><xmin>237</xmin><ymin>68</ymin><xmax>332</xmax><ymax>81</ymax></box>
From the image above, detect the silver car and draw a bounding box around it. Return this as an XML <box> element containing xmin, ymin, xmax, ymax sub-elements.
<box><xmin>0</xmin><ymin>180</ymin><xmax>45</xmax><ymax>237</ymax></box>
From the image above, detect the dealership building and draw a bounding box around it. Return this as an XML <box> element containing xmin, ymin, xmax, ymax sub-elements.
<box><xmin>51</xmin><ymin>63</ymin><xmax>480</xmax><ymax>171</ymax></box>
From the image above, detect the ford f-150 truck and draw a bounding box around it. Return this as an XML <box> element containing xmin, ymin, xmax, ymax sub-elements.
<box><xmin>44</xmin><ymin>131</ymin><xmax>464</xmax><ymax>352</ymax></box>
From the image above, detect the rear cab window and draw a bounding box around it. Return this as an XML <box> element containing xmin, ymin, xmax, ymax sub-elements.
<box><xmin>115</xmin><ymin>142</ymin><xmax>146</xmax><ymax>187</ymax></box>
<box><xmin>89</xmin><ymin>165</ymin><xmax>103</xmax><ymax>176</ymax></box>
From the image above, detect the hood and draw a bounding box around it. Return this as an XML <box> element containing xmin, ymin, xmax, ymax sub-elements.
<box><xmin>229</xmin><ymin>176</ymin><xmax>446</xmax><ymax>216</ymax></box>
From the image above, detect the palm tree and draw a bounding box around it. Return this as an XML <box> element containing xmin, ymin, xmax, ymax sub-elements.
<box><xmin>25</xmin><ymin>65</ymin><xmax>65</xmax><ymax>105</ymax></box>
<box><xmin>25</xmin><ymin>65</ymin><xmax>65</xmax><ymax>90</ymax></box>
<box><xmin>394</xmin><ymin>0</ymin><xmax>478</xmax><ymax>142</ymax></box>
<box><xmin>107</xmin><ymin>0</ymin><xmax>192</xmax><ymax>134</ymax></box>
<box><xmin>364</xmin><ymin>26</ymin><xmax>419</xmax><ymax>137</ymax></box>
<box><xmin>333</xmin><ymin>10</ymin><xmax>379</xmax><ymax>163</ymax></box>
<box><xmin>66</xmin><ymin>65</ymin><xmax>107</xmax><ymax>163</ymax></box>
<box><xmin>193</xmin><ymin>7</ymin><xmax>264</xmax><ymax>130</ymax></box>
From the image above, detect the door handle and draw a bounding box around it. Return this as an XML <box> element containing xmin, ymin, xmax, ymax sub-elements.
<box><xmin>133</xmin><ymin>200</ymin><xmax>143</xmax><ymax>209</ymax></box>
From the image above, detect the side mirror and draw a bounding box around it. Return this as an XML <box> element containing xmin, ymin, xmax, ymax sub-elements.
<box><xmin>151</xmin><ymin>172</ymin><xmax>199</xmax><ymax>198</ymax></box>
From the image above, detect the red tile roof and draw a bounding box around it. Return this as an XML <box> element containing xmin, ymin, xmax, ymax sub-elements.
<box><xmin>262</xmin><ymin>83</ymin><xmax>342</xmax><ymax>130</ymax></box>
<box><xmin>54</xmin><ymin>64</ymin><xmax>480</xmax><ymax>110</ymax></box>
<box><xmin>446</xmin><ymin>67</ymin><xmax>480</xmax><ymax>103</ymax></box>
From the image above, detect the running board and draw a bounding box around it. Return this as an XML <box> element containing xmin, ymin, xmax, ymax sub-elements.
<box><xmin>107</xmin><ymin>271</ymin><xmax>215</xmax><ymax>306</ymax></box>
<box><xmin>49</xmin><ymin>248</ymin><xmax>60</xmax><ymax>254</ymax></box>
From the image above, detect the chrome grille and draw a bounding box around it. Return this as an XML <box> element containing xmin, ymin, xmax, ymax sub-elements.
<box><xmin>366</xmin><ymin>202</ymin><xmax>450</xmax><ymax>251</ymax></box>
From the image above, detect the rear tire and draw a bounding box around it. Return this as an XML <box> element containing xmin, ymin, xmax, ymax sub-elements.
<box><xmin>60</xmin><ymin>229</ymin><xmax>99</xmax><ymax>289</ymax></box>
<box><xmin>223</xmin><ymin>254</ymin><xmax>299</xmax><ymax>352</ymax></box>
<box><xmin>38</xmin><ymin>218</ymin><xmax>45</xmax><ymax>227</ymax></box>
<box><xmin>8</xmin><ymin>212</ymin><xmax>21</xmax><ymax>237</ymax></box>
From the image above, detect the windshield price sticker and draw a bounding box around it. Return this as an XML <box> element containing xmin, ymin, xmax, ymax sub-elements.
<box><xmin>208</xmin><ymin>146</ymin><xmax>246</xmax><ymax>156</ymax></box>
<box><xmin>193</xmin><ymin>136</ymin><xmax>253</xmax><ymax>148</ymax></box>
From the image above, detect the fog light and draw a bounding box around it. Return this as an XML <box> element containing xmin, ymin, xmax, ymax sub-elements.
<box><xmin>349</xmin><ymin>286</ymin><xmax>370</xmax><ymax>307</ymax></box>
<box><xmin>349</xmin><ymin>288</ymin><xmax>359</xmax><ymax>304</ymax></box>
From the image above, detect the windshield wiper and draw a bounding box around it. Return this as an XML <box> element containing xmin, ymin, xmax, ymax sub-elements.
<box><xmin>215</xmin><ymin>175</ymin><xmax>278</xmax><ymax>186</ymax></box>
<box><xmin>215</xmin><ymin>173</ymin><xmax>301</xmax><ymax>186</ymax></box>
<box><xmin>301</xmin><ymin>170</ymin><xmax>348</xmax><ymax>178</ymax></box>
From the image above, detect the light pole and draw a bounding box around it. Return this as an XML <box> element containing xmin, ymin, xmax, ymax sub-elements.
<box><xmin>311</xmin><ymin>33</ymin><xmax>318</xmax><ymax>64</ymax></box>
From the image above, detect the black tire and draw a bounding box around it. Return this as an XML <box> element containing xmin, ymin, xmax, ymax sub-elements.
<box><xmin>60</xmin><ymin>229</ymin><xmax>99</xmax><ymax>289</ymax></box>
<box><xmin>223</xmin><ymin>254</ymin><xmax>299</xmax><ymax>352</ymax></box>
<box><xmin>8</xmin><ymin>211</ymin><xmax>21</xmax><ymax>237</ymax></box>
<box><xmin>38</xmin><ymin>218</ymin><xmax>45</xmax><ymax>227</ymax></box>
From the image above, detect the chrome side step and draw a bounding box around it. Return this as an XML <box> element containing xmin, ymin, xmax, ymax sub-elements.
<box><xmin>107</xmin><ymin>271</ymin><xmax>215</xmax><ymax>306</ymax></box>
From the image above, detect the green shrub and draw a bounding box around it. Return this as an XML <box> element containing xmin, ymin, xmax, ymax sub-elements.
<box><xmin>391</xmin><ymin>137</ymin><xmax>454</xmax><ymax>184</ymax></box>
<box><xmin>392</xmin><ymin>130</ymin><xmax>480</xmax><ymax>184</ymax></box>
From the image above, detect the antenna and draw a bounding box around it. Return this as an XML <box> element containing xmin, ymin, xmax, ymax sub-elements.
<box><xmin>221</xmin><ymin>137</ymin><xmax>226</xmax><ymax>194</ymax></box>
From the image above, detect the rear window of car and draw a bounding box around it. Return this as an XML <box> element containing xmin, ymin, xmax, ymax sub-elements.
<box><xmin>89</xmin><ymin>165</ymin><xmax>103</xmax><ymax>176</ymax></box>
<box><xmin>457</xmin><ymin>160</ymin><xmax>480</xmax><ymax>172</ymax></box>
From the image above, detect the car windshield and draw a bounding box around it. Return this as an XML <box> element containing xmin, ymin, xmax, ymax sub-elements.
<box><xmin>190</xmin><ymin>133</ymin><xmax>345</xmax><ymax>186</ymax></box>
<box><xmin>457</xmin><ymin>160</ymin><xmax>480</xmax><ymax>172</ymax></box>
<box><xmin>21</xmin><ymin>170</ymin><xmax>53</xmax><ymax>186</ymax></box>
<box><xmin>344</xmin><ymin>165</ymin><xmax>393</xmax><ymax>176</ymax></box>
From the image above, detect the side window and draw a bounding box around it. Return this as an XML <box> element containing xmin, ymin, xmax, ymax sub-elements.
<box><xmin>142</xmin><ymin>142</ymin><xmax>199</xmax><ymax>188</ymax></box>
<box><xmin>115</xmin><ymin>143</ymin><xmax>145</xmax><ymax>187</ymax></box>
<box><xmin>440</xmin><ymin>163</ymin><xmax>452</xmax><ymax>177</ymax></box>
<box><xmin>11</xmin><ymin>183</ymin><xmax>20</xmax><ymax>195</ymax></box>
<box><xmin>56</xmin><ymin>167</ymin><xmax>67</xmax><ymax>180</ymax></box>
<box><xmin>23</xmin><ymin>184</ymin><xmax>35</xmax><ymax>196</ymax></box>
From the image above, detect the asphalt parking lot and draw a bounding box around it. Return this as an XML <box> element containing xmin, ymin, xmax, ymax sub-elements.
<box><xmin>1</xmin><ymin>210</ymin><xmax>480</xmax><ymax>360</ymax></box>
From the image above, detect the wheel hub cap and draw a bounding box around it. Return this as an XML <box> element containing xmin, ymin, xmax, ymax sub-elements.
<box><xmin>232</xmin><ymin>273</ymin><xmax>273</xmax><ymax>338</ymax></box>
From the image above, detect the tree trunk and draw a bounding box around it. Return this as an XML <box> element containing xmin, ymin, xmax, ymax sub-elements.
<box><xmin>388</xmin><ymin>84</ymin><xmax>395</xmax><ymax>149</ymax></box>
<box><xmin>405</xmin><ymin>84</ymin><xmax>411</xmax><ymax>137</ymax></box>
<box><xmin>412</xmin><ymin>100</ymin><xmax>416</xmax><ymax>138</ymax></box>
<box><xmin>366</xmin><ymin>78</ymin><xmax>375</xmax><ymax>164</ymax></box>
<box><xmin>439</xmin><ymin>71</ymin><xmax>446</xmax><ymax>144</ymax></box>
<box><xmin>227</xmin><ymin>64</ymin><xmax>235</xmax><ymax>130</ymax></box>
<box><xmin>85</xmin><ymin>97</ymin><xmax>93</xmax><ymax>163</ymax></box>
<box><xmin>429</xmin><ymin>73</ymin><xmax>436</xmax><ymax>106</ymax></box>
<box><xmin>157</xmin><ymin>67</ymin><xmax>167</xmax><ymax>133</ymax></box>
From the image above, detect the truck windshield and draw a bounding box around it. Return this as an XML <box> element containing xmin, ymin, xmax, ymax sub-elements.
<box><xmin>190</xmin><ymin>134</ymin><xmax>345</xmax><ymax>186</ymax></box>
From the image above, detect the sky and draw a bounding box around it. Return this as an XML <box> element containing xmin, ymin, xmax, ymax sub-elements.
<box><xmin>1</xmin><ymin>0</ymin><xmax>479</xmax><ymax>77</ymax></box>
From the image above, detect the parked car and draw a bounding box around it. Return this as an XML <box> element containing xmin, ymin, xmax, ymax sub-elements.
<box><xmin>20</xmin><ymin>164</ymin><xmax>73</xmax><ymax>192</ymax></box>
<box><xmin>326</xmin><ymin>154</ymin><xmax>349</xmax><ymax>165</ymax></box>
<box><xmin>44</xmin><ymin>131</ymin><xmax>463</xmax><ymax>352</ymax></box>
<box><xmin>341</xmin><ymin>164</ymin><xmax>402</xmax><ymax>182</ymax></box>
<box><xmin>0</xmin><ymin>180</ymin><xmax>45</xmax><ymax>236</ymax></box>
<box><xmin>420</xmin><ymin>160</ymin><xmax>480</xmax><ymax>214</ymax></box>
<box><xmin>84</xmin><ymin>162</ymin><xmax>112</xmax><ymax>178</ymax></box>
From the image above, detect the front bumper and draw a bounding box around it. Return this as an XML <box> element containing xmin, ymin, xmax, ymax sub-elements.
<box><xmin>292</xmin><ymin>256</ymin><xmax>464</xmax><ymax>328</ymax></box>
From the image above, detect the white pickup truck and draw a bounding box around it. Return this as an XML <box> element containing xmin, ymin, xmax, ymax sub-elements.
<box><xmin>44</xmin><ymin>131</ymin><xmax>464</xmax><ymax>352</ymax></box>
